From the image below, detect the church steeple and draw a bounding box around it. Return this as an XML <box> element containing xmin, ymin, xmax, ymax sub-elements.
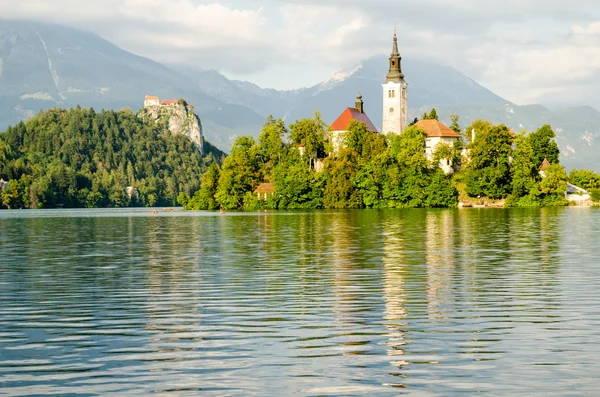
<box><xmin>355</xmin><ymin>92</ymin><xmax>364</xmax><ymax>114</ymax></box>
<box><xmin>386</xmin><ymin>30</ymin><xmax>404</xmax><ymax>83</ymax></box>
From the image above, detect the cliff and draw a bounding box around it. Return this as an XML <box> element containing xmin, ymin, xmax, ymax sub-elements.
<box><xmin>138</xmin><ymin>100</ymin><xmax>204</xmax><ymax>155</ymax></box>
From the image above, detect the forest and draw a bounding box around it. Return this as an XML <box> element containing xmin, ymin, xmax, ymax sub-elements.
<box><xmin>0</xmin><ymin>107</ymin><xmax>223</xmax><ymax>209</ymax></box>
<box><xmin>182</xmin><ymin>111</ymin><xmax>595</xmax><ymax>211</ymax></box>
<box><xmin>2</xmin><ymin>106</ymin><xmax>599</xmax><ymax>210</ymax></box>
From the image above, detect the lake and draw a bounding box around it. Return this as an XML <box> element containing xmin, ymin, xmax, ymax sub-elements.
<box><xmin>1</xmin><ymin>208</ymin><xmax>599</xmax><ymax>396</ymax></box>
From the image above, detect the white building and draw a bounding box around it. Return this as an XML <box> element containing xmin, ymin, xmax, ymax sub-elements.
<box><xmin>382</xmin><ymin>31</ymin><xmax>408</xmax><ymax>135</ymax></box>
<box><xmin>415</xmin><ymin>120</ymin><xmax>462</xmax><ymax>174</ymax></box>
<box><xmin>144</xmin><ymin>95</ymin><xmax>160</xmax><ymax>107</ymax></box>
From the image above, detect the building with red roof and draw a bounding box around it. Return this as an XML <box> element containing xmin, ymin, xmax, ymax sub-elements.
<box><xmin>144</xmin><ymin>95</ymin><xmax>160</xmax><ymax>107</ymax></box>
<box><xmin>330</xmin><ymin>94</ymin><xmax>378</xmax><ymax>152</ymax></box>
<box><xmin>415</xmin><ymin>119</ymin><xmax>462</xmax><ymax>174</ymax></box>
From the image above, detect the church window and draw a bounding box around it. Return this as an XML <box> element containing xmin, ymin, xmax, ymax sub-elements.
<box><xmin>389</xmin><ymin>107</ymin><xmax>394</xmax><ymax>113</ymax></box>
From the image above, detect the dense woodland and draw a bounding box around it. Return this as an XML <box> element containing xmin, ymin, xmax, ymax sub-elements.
<box><xmin>0</xmin><ymin>107</ymin><xmax>224</xmax><ymax>209</ymax></box>
<box><xmin>2</xmin><ymin>106</ymin><xmax>599</xmax><ymax>210</ymax></box>
<box><xmin>183</xmin><ymin>110</ymin><xmax>599</xmax><ymax>211</ymax></box>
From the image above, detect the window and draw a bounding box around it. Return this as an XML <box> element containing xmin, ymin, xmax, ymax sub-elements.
<box><xmin>392</xmin><ymin>90</ymin><xmax>395</xmax><ymax>98</ymax></box>
<box><xmin>389</xmin><ymin>107</ymin><xmax>394</xmax><ymax>113</ymax></box>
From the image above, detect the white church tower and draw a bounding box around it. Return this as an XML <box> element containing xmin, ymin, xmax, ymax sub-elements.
<box><xmin>382</xmin><ymin>31</ymin><xmax>408</xmax><ymax>135</ymax></box>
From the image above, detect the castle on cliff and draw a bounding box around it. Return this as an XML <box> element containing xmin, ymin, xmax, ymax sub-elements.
<box><xmin>144</xmin><ymin>96</ymin><xmax>183</xmax><ymax>108</ymax></box>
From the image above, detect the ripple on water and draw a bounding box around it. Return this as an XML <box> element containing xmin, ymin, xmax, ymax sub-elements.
<box><xmin>1</xmin><ymin>208</ymin><xmax>600</xmax><ymax>396</ymax></box>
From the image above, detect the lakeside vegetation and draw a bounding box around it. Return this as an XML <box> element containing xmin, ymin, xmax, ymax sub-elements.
<box><xmin>2</xmin><ymin>106</ymin><xmax>599</xmax><ymax>210</ymax></box>
<box><xmin>182</xmin><ymin>111</ymin><xmax>591</xmax><ymax>210</ymax></box>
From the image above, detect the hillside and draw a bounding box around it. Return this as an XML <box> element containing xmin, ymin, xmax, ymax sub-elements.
<box><xmin>0</xmin><ymin>20</ymin><xmax>264</xmax><ymax>149</ymax></box>
<box><xmin>0</xmin><ymin>106</ymin><xmax>224</xmax><ymax>209</ymax></box>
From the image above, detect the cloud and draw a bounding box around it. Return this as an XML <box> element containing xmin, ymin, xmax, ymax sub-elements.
<box><xmin>2</xmin><ymin>0</ymin><xmax>600</xmax><ymax>106</ymax></box>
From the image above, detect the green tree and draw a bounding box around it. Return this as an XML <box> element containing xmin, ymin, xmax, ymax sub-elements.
<box><xmin>450</xmin><ymin>114</ymin><xmax>461</xmax><ymax>134</ymax></box>
<box><xmin>529</xmin><ymin>124</ymin><xmax>560</xmax><ymax>167</ymax></box>
<box><xmin>569</xmin><ymin>169</ymin><xmax>600</xmax><ymax>190</ymax></box>
<box><xmin>464</xmin><ymin>124</ymin><xmax>514</xmax><ymax>199</ymax></box>
<box><xmin>422</xmin><ymin>108</ymin><xmax>439</xmax><ymax>120</ymax></box>
<box><xmin>289</xmin><ymin>112</ymin><xmax>327</xmax><ymax>166</ymax></box>
<box><xmin>187</xmin><ymin>162</ymin><xmax>221</xmax><ymax>210</ymax></box>
<box><xmin>215</xmin><ymin>136</ymin><xmax>261</xmax><ymax>209</ymax></box>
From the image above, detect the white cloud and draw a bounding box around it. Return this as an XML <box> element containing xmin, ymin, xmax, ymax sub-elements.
<box><xmin>2</xmin><ymin>0</ymin><xmax>600</xmax><ymax>106</ymax></box>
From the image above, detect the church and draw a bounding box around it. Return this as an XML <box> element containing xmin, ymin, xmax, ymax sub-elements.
<box><xmin>330</xmin><ymin>31</ymin><xmax>461</xmax><ymax>173</ymax></box>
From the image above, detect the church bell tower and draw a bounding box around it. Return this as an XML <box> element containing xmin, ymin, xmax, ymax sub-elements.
<box><xmin>382</xmin><ymin>31</ymin><xmax>408</xmax><ymax>135</ymax></box>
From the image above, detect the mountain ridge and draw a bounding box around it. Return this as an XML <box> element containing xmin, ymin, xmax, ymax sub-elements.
<box><xmin>1</xmin><ymin>20</ymin><xmax>599</xmax><ymax>171</ymax></box>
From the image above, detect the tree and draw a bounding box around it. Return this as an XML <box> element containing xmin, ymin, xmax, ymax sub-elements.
<box><xmin>464</xmin><ymin>124</ymin><xmax>514</xmax><ymax>199</ymax></box>
<box><xmin>0</xmin><ymin>107</ymin><xmax>223</xmax><ymax>209</ymax></box>
<box><xmin>569</xmin><ymin>169</ymin><xmax>600</xmax><ymax>190</ymax></box>
<box><xmin>539</xmin><ymin>164</ymin><xmax>568</xmax><ymax>206</ymax></box>
<box><xmin>289</xmin><ymin>112</ymin><xmax>327</xmax><ymax>166</ymax></box>
<box><xmin>187</xmin><ymin>162</ymin><xmax>221</xmax><ymax>210</ymax></box>
<box><xmin>465</xmin><ymin>119</ymin><xmax>493</xmax><ymax>145</ymax></box>
<box><xmin>510</xmin><ymin>134</ymin><xmax>540</xmax><ymax>199</ymax></box>
<box><xmin>323</xmin><ymin>148</ymin><xmax>362</xmax><ymax>209</ymax></box>
<box><xmin>215</xmin><ymin>136</ymin><xmax>261</xmax><ymax>209</ymax></box>
<box><xmin>258</xmin><ymin>116</ymin><xmax>287</xmax><ymax>171</ymax></box>
<box><xmin>450</xmin><ymin>114</ymin><xmax>461</xmax><ymax>134</ymax></box>
<box><xmin>529</xmin><ymin>124</ymin><xmax>559</xmax><ymax>167</ymax></box>
<box><xmin>422</xmin><ymin>108</ymin><xmax>439</xmax><ymax>120</ymax></box>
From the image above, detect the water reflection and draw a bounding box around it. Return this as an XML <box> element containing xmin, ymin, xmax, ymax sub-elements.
<box><xmin>1</xmin><ymin>208</ymin><xmax>600</xmax><ymax>396</ymax></box>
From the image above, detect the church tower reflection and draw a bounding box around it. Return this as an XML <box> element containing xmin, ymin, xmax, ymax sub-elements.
<box><xmin>381</xmin><ymin>215</ymin><xmax>409</xmax><ymax>373</ymax></box>
<box><xmin>425</xmin><ymin>211</ymin><xmax>456</xmax><ymax>321</ymax></box>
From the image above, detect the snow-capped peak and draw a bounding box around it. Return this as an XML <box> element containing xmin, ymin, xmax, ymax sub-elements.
<box><xmin>316</xmin><ymin>64</ymin><xmax>363</xmax><ymax>94</ymax></box>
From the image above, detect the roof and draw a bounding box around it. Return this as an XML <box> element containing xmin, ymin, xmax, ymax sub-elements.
<box><xmin>539</xmin><ymin>158</ymin><xmax>551</xmax><ymax>171</ymax></box>
<box><xmin>144</xmin><ymin>95</ymin><xmax>159</xmax><ymax>101</ymax></box>
<box><xmin>330</xmin><ymin>107</ymin><xmax>378</xmax><ymax>133</ymax></box>
<box><xmin>254</xmin><ymin>183</ymin><xmax>275</xmax><ymax>194</ymax></box>
<box><xmin>415</xmin><ymin>120</ymin><xmax>461</xmax><ymax>138</ymax></box>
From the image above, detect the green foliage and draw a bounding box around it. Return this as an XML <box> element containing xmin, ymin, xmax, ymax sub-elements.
<box><xmin>529</xmin><ymin>124</ymin><xmax>560</xmax><ymax>167</ymax></box>
<box><xmin>186</xmin><ymin>162</ymin><xmax>221</xmax><ymax>210</ymax></box>
<box><xmin>569</xmin><ymin>169</ymin><xmax>600</xmax><ymax>190</ymax></box>
<box><xmin>289</xmin><ymin>112</ymin><xmax>327</xmax><ymax>161</ymax></box>
<box><xmin>214</xmin><ymin>136</ymin><xmax>261</xmax><ymax>210</ymax></box>
<box><xmin>450</xmin><ymin>114</ymin><xmax>461</xmax><ymax>134</ymax></box>
<box><xmin>323</xmin><ymin>149</ymin><xmax>362</xmax><ymax>209</ymax></box>
<box><xmin>422</xmin><ymin>108</ymin><xmax>439</xmax><ymax>120</ymax></box>
<box><xmin>590</xmin><ymin>189</ymin><xmax>600</xmax><ymax>202</ymax></box>
<box><xmin>187</xmin><ymin>115</ymin><xmax>566</xmax><ymax>211</ymax></box>
<box><xmin>503</xmin><ymin>127</ymin><xmax>567</xmax><ymax>207</ymax></box>
<box><xmin>464</xmin><ymin>124</ymin><xmax>514</xmax><ymax>199</ymax></box>
<box><xmin>258</xmin><ymin>116</ymin><xmax>287</xmax><ymax>173</ymax></box>
<box><xmin>273</xmin><ymin>161</ymin><xmax>324</xmax><ymax>209</ymax></box>
<box><xmin>0</xmin><ymin>107</ymin><xmax>222</xmax><ymax>209</ymax></box>
<box><xmin>511</xmin><ymin>134</ymin><xmax>539</xmax><ymax>198</ymax></box>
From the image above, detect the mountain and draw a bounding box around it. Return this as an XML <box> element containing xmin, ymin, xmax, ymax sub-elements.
<box><xmin>0</xmin><ymin>20</ymin><xmax>265</xmax><ymax>149</ymax></box>
<box><xmin>1</xmin><ymin>20</ymin><xmax>600</xmax><ymax>171</ymax></box>
<box><xmin>282</xmin><ymin>56</ymin><xmax>509</xmax><ymax>128</ymax></box>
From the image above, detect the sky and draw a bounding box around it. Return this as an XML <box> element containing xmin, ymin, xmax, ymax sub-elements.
<box><xmin>3</xmin><ymin>0</ymin><xmax>600</xmax><ymax>108</ymax></box>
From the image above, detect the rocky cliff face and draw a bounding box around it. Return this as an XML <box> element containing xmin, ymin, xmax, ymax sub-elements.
<box><xmin>139</xmin><ymin>102</ymin><xmax>204</xmax><ymax>155</ymax></box>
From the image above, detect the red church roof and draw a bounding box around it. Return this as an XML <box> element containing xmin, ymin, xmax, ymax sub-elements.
<box><xmin>415</xmin><ymin>120</ymin><xmax>461</xmax><ymax>138</ymax></box>
<box><xmin>331</xmin><ymin>107</ymin><xmax>378</xmax><ymax>133</ymax></box>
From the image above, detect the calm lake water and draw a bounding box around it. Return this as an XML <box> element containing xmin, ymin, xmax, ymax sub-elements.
<box><xmin>1</xmin><ymin>208</ymin><xmax>600</xmax><ymax>396</ymax></box>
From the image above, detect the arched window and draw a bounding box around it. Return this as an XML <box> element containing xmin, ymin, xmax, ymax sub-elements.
<box><xmin>392</xmin><ymin>90</ymin><xmax>396</xmax><ymax>98</ymax></box>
